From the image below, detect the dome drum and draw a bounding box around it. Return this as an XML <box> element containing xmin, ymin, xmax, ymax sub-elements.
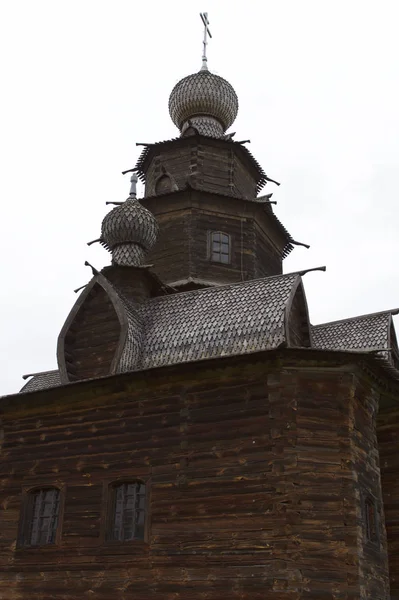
<box><xmin>112</xmin><ymin>244</ymin><xmax>146</xmax><ymax>267</ymax></box>
<box><xmin>181</xmin><ymin>115</ymin><xmax>224</xmax><ymax>138</ymax></box>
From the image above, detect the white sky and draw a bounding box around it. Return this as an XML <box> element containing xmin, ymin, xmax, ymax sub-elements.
<box><xmin>1</xmin><ymin>0</ymin><xmax>399</xmax><ymax>395</ymax></box>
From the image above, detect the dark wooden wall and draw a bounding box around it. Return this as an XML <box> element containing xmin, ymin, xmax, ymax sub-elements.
<box><xmin>0</xmin><ymin>354</ymin><xmax>390</xmax><ymax>599</ymax></box>
<box><xmin>254</xmin><ymin>222</ymin><xmax>283</xmax><ymax>278</ymax></box>
<box><xmin>143</xmin><ymin>139</ymin><xmax>258</xmax><ymax>201</ymax></box>
<box><xmin>143</xmin><ymin>190</ymin><xmax>285</xmax><ymax>289</ymax></box>
<box><xmin>189</xmin><ymin>208</ymin><xmax>254</xmax><ymax>285</ymax></box>
<box><xmin>144</xmin><ymin>207</ymin><xmax>192</xmax><ymax>286</ymax></box>
<box><xmin>145</xmin><ymin>146</ymin><xmax>193</xmax><ymax>197</ymax></box>
<box><xmin>286</xmin><ymin>285</ymin><xmax>311</xmax><ymax>347</ymax></box>
<box><xmin>232</xmin><ymin>152</ymin><xmax>258</xmax><ymax>200</ymax></box>
<box><xmin>378</xmin><ymin>402</ymin><xmax>399</xmax><ymax>596</ymax></box>
<box><xmin>63</xmin><ymin>283</ymin><xmax>120</xmax><ymax>381</ymax></box>
<box><xmin>352</xmin><ymin>378</ymin><xmax>390</xmax><ymax>597</ymax></box>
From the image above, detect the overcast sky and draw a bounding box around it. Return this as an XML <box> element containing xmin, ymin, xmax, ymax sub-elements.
<box><xmin>1</xmin><ymin>0</ymin><xmax>399</xmax><ymax>395</ymax></box>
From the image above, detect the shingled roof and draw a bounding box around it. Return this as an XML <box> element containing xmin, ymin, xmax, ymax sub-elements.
<box><xmin>138</xmin><ymin>273</ymin><xmax>306</xmax><ymax>369</ymax></box>
<box><xmin>20</xmin><ymin>370</ymin><xmax>61</xmax><ymax>393</ymax></box>
<box><xmin>21</xmin><ymin>272</ymin><xmax>310</xmax><ymax>393</ymax></box>
<box><xmin>312</xmin><ymin>309</ymin><xmax>399</xmax><ymax>366</ymax></box>
<box><xmin>20</xmin><ymin>274</ymin><xmax>399</xmax><ymax>394</ymax></box>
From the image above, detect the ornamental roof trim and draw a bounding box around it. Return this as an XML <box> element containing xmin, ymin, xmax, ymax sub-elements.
<box><xmin>134</xmin><ymin>135</ymin><xmax>268</xmax><ymax>193</ymax></box>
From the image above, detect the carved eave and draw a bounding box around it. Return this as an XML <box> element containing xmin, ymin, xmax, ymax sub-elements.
<box><xmin>140</xmin><ymin>186</ymin><xmax>296</xmax><ymax>260</ymax></box>
<box><xmin>57</xmin><ymin>274</ymin><xmax>129</xmax><ymax>384</ymax></box>
<box><xmin>135</xmin><ymin>135</ymin><xmax>269</xmax><ymax>195</ymax></box>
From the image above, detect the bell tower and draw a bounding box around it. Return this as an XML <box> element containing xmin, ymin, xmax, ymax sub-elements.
<box><xmin>135</xmin><ymin>14</ymin><xmax>302</xmax><ymax>291</ymax></box>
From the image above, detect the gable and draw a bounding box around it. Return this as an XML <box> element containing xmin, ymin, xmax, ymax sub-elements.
<box><xmin>286</xmin><ymin>281</ymin><xmax>312</xmax><ymax>347</ymax></box>
<box><xmin>57</xmin><ymin>275</ymin><xmax>128</xmax><ymax>383</ymax></box>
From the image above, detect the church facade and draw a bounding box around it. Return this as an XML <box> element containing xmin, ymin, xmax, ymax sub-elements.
<box><xmin>1</xmin><ymin>27</ymin><xmax>399</xmax><ymax>600</ymax></box>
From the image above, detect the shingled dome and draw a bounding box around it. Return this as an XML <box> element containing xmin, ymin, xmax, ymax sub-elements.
<box><xmin>169</xmin><ymin>69</ymin><xmax>238</xmax><ymax>138</ymax></box>
<box><xmin>100</xmin><ymin>198</ymin><xmax>159</xmax><ymax>267</ymax></box>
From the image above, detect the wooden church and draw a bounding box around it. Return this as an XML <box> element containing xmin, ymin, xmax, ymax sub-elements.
<box><xmin>1</xmin><ymin>14</ymin><xmax>399</xmax><ymax>600</ymax></box>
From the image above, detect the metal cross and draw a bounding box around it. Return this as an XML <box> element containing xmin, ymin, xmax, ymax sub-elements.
<box><xmin>200</xmin><ymin>12</ymin><xmax>212</xmax><ymax>71</ymax></box>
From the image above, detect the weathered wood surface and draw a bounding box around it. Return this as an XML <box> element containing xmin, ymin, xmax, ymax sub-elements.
<box><xmin>144</xmin><ymin>139</ymin><xmax>258</xmax><ymax>201</ymax></box>
<box><xmin>351</xmin><ymin>378</ymin><xmax>390</xmax><ymax>598</ymax></box>
<box><xmin>144</xmin><ymin>189</ymin><xmax>285</xmax><ymax>289</ymax></box>
<box><xmin>287</xmin><ymin>285</ymin><xmax>310</xmax><ymax>348</ymax></box>
<box><xmin>145</xmin><ymin>208</ymin><xmax>192</xmax><ymax>285</ymax></box>
<box><xmin>64</xmin><ymin>283</ymin><xmax>120</xmax><ymax>381</ymax></box>
<box><xmin>0</xmin><ymin>354</ymin><xmax>391</xmax><ymax>598</ymax></box>
<box><xmin>378</xmin><ymin>403</ymin><xmax>399</xmax><ymax>596</ymax></box>
<box><xmin>255</xmin><ymin>223</ymin><xmax>283</xmax><ymax>278</ymax></box>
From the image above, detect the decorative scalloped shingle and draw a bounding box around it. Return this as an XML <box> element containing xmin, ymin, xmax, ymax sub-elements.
<box><xmin>20</xmin><ymin>370</ymin><xmax>61</xmax><ymax>393</ymax></box>
<box><xmin>137</xmin><ymin>274</ymin><xmax>300</xmax><ymax>370</ymax></box>
<box><xmin>19</xmin><ymin>289</ymin><xmax>399</xmax><ymax>395</ymax></box>
<box><xmin>101</xmin><ymin>199</ymin><xmax>158</xmax><ymax>252</ymax></box>
<box><xmin>20</xmin><ymin>273</ymin><xmax>301</xmax><ymax>392</ymax></box>
<box><xmin>169</xmin><ymin>70</ymin><xmax>238</xmax><ymax>133</ymax></box>
<box><xmin>182</xmin><ymin>116</ymin><xmax>224</xmax><ymax>139</ymax></box>
<box><xmin>312</xmin><ymin>312</ymin><xmax>393</xmax><ymax>360</ymax></box>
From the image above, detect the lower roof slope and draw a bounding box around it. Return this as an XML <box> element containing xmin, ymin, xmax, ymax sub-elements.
<box><xmin>138</xmin><ymin>273</ymin><xmax>304</xmax><ymax>369</ymax></box>
<box><xmin>312</xmin><ymin>309</ymin><xmax>399</xmax><ymax>367</ymax></box>
<box><xmin>20</xmin><ymin>271</ymin><xmax>310</xmax><ymax>393</ymax></box>
<box><xmin>19</xmin><ymin>272</ymin><xmax>399</xmax><ymax>394</ymax></box>
<box><xmin>21</xmin><ymin>370</ymin><xmax>61</xmax><ymax>393</ymax></box>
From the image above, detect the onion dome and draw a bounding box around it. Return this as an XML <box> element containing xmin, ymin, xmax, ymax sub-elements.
<box><xmin>100</xmin><ymin>174</ymin><xmax>159</xmax><ymax>267</ymax></box>
<box><xmin>168</xmin><ymin>69</ymin><xmax>238</xmax><ymax>139</ymax></box>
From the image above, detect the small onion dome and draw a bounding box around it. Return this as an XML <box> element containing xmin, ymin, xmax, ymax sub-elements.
<box><xmin>100</xmin><ymin>198</ymin><xmax>159</xmax><ymax>267</ymax></box>
<box><xmin>168</xmin><ymin>70</ymin><xmax>238</xmax><ymax>138</ymax></box>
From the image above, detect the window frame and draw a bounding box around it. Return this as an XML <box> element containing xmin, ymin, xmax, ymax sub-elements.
<box><xmin>17</xmin><ymin>484</ymin><xmax>65</xmax><ymax>549</ymax></box>
<box><xmin>103</xmin><ymin>478</ymin><xmax>150</xmax><ymax>545</ymax></box>
<box><xmin>363</xmin><ymin>494</ymin><xmax>379</xmax><ymax>546</ymax></box>
<box><xmin>208</xmin><ymin>231</ymin><xmax>231</xmax><ymax>265</ymax></box>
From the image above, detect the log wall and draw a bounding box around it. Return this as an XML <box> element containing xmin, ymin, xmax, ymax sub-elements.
<box><xmin>351</xmin><ymin>378</ymin><xmax>390</xmax><ymax>597</ymax></box>
<box><xmin>189</xmin><ymin>208</ymin><xmax>255</xmax><ymax>284</ymax></box>
<box><xmin>143</xmin><ymin>191</ymin><xmax>284</xmax><ymax>288</ymax></box>
<box><xmin>144</xmin><ymin>207</ymin><xmax>192</xmax><ymax>285</ymax></box>
<box><xmin>63</xmin><ymin>283</ymin><xmax>120</xmax><ymax>381</ymax></box>
<box><xmin>378</xmin><ymin>402</ymin><xmax>399</xmax><ymax>596</ymax></box>
<box><xmin>144</xmin><ymin>139</ymin><xmax>258</xmax><ymax>200</ymax></box>
<box><xmin>0</xmin><ymin>355</ymin><xmax>390</xmax><ymax>599</ymax></box>
<box><xmin>254</xmin><ymin>227</ymin><xmax>283</xmax><ymax>278</ymax></box>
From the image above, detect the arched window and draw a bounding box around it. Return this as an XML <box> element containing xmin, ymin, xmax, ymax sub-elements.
<box><xmin>155</xmin><ymin>173</ymin><xmax>173</xmax><ymax>195</ymax></box>
<box><xmin>107</xmin><ymin>481</ymin><xmax>146</xmax><ymax>542</ymax></box>
<box><xmin>19</xmin><ymin>488</ymin><xmax>60</xmax><ymax>547</ymax></box>
<box><xmin>210</xmin><ymin>231</ymin><xmax>231</xmax><ymax>264</ymax></box>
